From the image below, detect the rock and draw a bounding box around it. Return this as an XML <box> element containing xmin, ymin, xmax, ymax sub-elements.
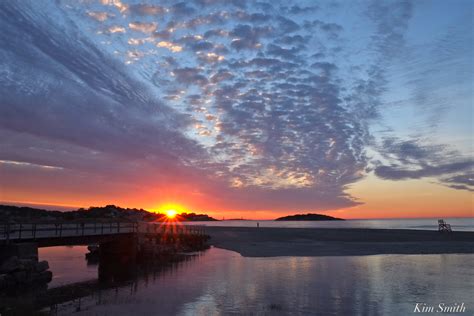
<box><xmin>0</xmin><ymin>257</ymin><xmax>51</xmax><ymax>291</ymax></box>
<box><xmin>35</xmin><ymin>261</ymin><xmax>49</xmax><ymax>273</ymax></box>
<box><xmin>12</xmin><ymin>270</ymin><xmax>27</xmax><ymax>284</ymax></box>
<box><xmin>0</xmin><ymin>273</ymin><xmax>15</xmax><ymax>289</ymax></box>
<box><xmin>19</xmin><ymin>259</ymin><xmax>36</xmax><ymax>270</ymax></box>
<box><xmin>87</xmin><ymin>244</ymin><xmax>99</xmax><ymax>252</ymax></box>
<box><xmin>0</xmin><ymin>274</ymin><xmax>8</xmax><ymax>289</ymax></box>
<box><xmin>0</xmin><ymin>256</ymin><xmax>20</xmax><ymax>274</ymax></box>
<box><xmin>14</xmin><ymin>243</ymin><xmax>39</xmax><ymax>260</ymax></box>
<box><xmin>30</xmin><ymin>270</ymin><xmax>52</xmax><ymax>284</ymax></box>
<box><xmin>38</xmin><ymin>271</ymin><xmax>52</xmax><ymax>283</ymax></box>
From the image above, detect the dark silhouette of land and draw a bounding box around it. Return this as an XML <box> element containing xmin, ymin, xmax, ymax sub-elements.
<box><xmin>275</xmin><ymin>213</ymin><xmax>344</xmax><ymax>221</ymax></box>
<box><xmin>0</xmin><ymin>204</ymin><xmax>217</xmax><ymax>222</ymax></box>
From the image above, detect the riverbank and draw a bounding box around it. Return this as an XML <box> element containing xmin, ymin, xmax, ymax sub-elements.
<box><xmin>205</xmin><ymin>227</ymin><xmax>474</xmax><ymax>257</ymax></box>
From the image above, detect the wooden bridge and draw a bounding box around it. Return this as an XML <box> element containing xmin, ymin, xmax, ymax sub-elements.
<box><xmin>0</xmin><ymin>221</ymin><xmax>206</xmax><ymax>246</ymax></box>
<box><xmin>0</xmin><ymin>221</ymin><xmax>209</xmax><ymax>294</ymax></box>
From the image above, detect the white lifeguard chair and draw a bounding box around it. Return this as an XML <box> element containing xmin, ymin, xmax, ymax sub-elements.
<box><xmin>438</xmin><ymin>219</ymin><xmax>452</xmax><ymax>232</ymax></box>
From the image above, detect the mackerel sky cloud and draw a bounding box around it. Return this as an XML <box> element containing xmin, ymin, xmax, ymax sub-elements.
<box><xmin>0</xmin><ymin>0</ymin><xmax>472</xmax><ymax>216</ymax></box>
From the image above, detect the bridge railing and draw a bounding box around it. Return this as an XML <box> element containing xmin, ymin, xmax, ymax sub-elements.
<box><xmin>137</xmin><ymin>222</ymin><xmax>206</xmax><ymax>237</ymax></box>
<box><xmin>0</xmin><ymin>221</ymin><xmax>206</xmax><ymax>242</ymax></box>
<box><xmin>0</xmin><ymin>222</ymin><xmax>137</xmax><ymax>242</ymax></box>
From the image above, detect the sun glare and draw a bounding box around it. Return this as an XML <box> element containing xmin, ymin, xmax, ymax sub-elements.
<box><xmin>165</xmin><ymin>209</ymin><xmax>177</xmax><ymax>219</ymax></box>
<box><xmin>154</xmin><ymin>203</ymin><xmax>187</xmax><ymax>220</ymax></box>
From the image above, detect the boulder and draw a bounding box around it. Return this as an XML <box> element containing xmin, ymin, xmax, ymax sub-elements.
<box><xmin>12</xmin><ymin>270</ymin><xmax>27</xmax><ymax>284</ymax></box>
<box><xmin>0</xmin><ymin>274</ymin><xmax>8</xmax><ymax>289</ymax></box>
<box><xmin>35</xmin><ymin>261</ymin><xmax>49</xmax><ymax>273</ymax></box>
<box><xmin>30</xmin><ymin>270</ymin><xmax>52</xmax><ymax>284</ymax></box>
<box><xmin>0</xmin><ymin>256</ymin><xmax>20</xmax><ymax>274</ymax></box>
<box><xmin>19</xmin><ymin>259</ymin><xmax>36</xmax><ymax>270</ymax></box>
<box><xmin>38</xmin><ymin>271</ymin><xmax>53</xmax><ymax>283</ymax></box>
<box><xmin>0</xmin><ymin>273</ymin><xmax>15</xmax><ymax>289</ymax></box>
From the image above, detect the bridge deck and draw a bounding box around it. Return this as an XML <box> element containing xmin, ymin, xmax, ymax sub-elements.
<box><xmin>0</xmin><ymin>221</ymin><xmax>205</xmax><ymax>245</ymax></box>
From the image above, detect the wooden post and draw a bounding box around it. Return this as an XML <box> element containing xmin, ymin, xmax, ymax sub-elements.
<box><xmin>60</xmin><ymin>223</ymin><xmax>62</xmax><ymax>237</ymax></box>
<box><xmin>33</xmin><ymin>224</ymin><xmax>37</xmax><ymax>239</ymax></box>
<box><xmin>117</xmin><ymin>222</ymin><xmax>120</xmax><ymax>233</ymax></box>
<box><xmin>19</xmin><ymin>224</ymin><xmax>22</xmax><ymax>239</ymax></box>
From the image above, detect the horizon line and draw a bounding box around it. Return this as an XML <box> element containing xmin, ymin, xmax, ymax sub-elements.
<box><xmin>1</xmin><ymin>200</ymin><xmax>472</xmax><ymax>221</ymax></box>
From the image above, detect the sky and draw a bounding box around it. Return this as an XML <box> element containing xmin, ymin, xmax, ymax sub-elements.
<box><xmin>0</xmin><ymin>0</ymin><xmax>472</xmax><ymax>219</ymax></box>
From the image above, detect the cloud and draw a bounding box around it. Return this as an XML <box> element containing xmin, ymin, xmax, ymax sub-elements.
<box><xmin>87</xmin><ymin>11</ymin><xmax>113</xmax><ymax>22</ymax></box>
<box><xmin>153</xmin><ymin>30</ymin><xmax>172</xmax><ymax>40</ymax></box>
<box><xmin>0</xmin><ymin>1</ymin><xmax>204</xmax><ymax>170</ymax></box>
<box><xmin>172</xmin><ymin>67</ymin><xmax>208</xmax><ymax>86</ymax></box>
<box><xmin>277</xmin><ymin>16</ymin><xmax>301</xmax><ymax>33</ymax></box>
<box><xmin>280</xmin><ymin>5</ymin><xmax>318</xmax><ymax>15</ymax></box>
<box><xmin>178</xmin><ymin>35</ymin><xmax>214</xmax><ymax>52</ymax></box>
<box><xmin>374</xmin><ymin>138</ymin><xmax>474</xmax><ymax>191</ymax></box>
<box><xmin>197</xmin><ymin>52</ymin><xmax>225</xmax><ymax>64</ymax></box>
<box><xmin>203</xmin><ymin>29</ymin><xmax>229</xmax><ymax>39</ymax></box>
<box><xmin>374</xmin><ymin>161</ymin><xmax>474</xmax><ymax>180</ymax></box>
<box><xmin>129</xmin><ymin>4</ymin><xmax>166</xmax><ymax>16</ymax></box>
<box><xmin>229</xmin><ymin>24</ymin><xmax>272</xmax><ymax>51</ymax></box>
<box><xmin>156</xmin><ymin>41</ymin><xmax>183</xmax><ymax>52</ymax></box>
<box><xmin>266</xmin><ymin>44</ymin><xmax>299</xmax><ymax>60</ymax></box>
<box><xmin>184</xmin><ymin>11</ymin><xmax>230</xmax><ymax>29</ymax></box>
<box><xmin>129</xmin><ymin>22</ymin><xmax>157</xmax><ymax>33</ymax></box>
<box><xmin>366</xmin><ymin>0</ymin><xmax>413</xmax><ymax>57</ymax></box>
<box><xmin>170</xmin><ymin>2</ymin><xmax>196</xmax><ymax>16</ymax></box>
<box><xmin>303</xmin><ymin>20</ymin><xmax>343</xmax><ymax>39</ymax></box>
<box><xmin>276</xmin><ymin>35</ymin><xmax>307</xmax><ymax>46</ymax></box>
<box><xmin>107</xmin><ymin>25</ymin><xmax>126</xmax><ymax>33</ymax></box>
<box><xmin>1</xmin><ymin>0</ymin><xmax>470</xmax><ymax>214</ymax></box>
<box><xmin>210</xmin><ymin>70</ymin><xmax>233</xmax><ymax>83</ymax></box>
<box><xmin>233</xmin><ymin>11</ymin><xmax>271</xmax><ymax>23</ymax></box>
<box><xmin>441</xmin><ymin>174</ymin><xmax>474</xmax><ymax>192</ymax></box>
<box><xmin>443</xmin><ymin>174</ymin><xmax>474</xmax><ymax>187</ymax></box>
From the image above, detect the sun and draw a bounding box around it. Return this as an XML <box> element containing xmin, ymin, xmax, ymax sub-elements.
<box><xmin>154</xmin><ymin>203</ymin><xmax>187</xmax><ymax>220</ymax></box>
<box><xmin>165</xmin><ymin>209</ymin><xmax>177</xmax><ymax>219</ymax></box>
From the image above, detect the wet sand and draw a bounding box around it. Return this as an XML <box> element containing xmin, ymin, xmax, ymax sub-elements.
<box><xmin>204</xmin><ymin>226</ymin><xmax>474</xmax><ymax>257</ymax></box>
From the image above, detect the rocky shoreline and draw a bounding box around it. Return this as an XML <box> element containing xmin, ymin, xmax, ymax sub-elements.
<box><xmin>0</xmin><ymin>243</ymin><xmax>52</xmax><ymax>292</ymax></box>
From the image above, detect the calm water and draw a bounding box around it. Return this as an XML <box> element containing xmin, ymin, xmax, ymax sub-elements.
<box><xmin>36</xmin><ymin>246</ymin><xmax>474</xmax><ymax>315</ymax></box>
<box><xmin>40</xmin><ymin>246</ymin><xmax>98</xmax><ymax>287</ymax></box>
<box><xmin>184</xmin><ymin>218</ymin><xmax>474</xmax><ymax>231</ymax></box>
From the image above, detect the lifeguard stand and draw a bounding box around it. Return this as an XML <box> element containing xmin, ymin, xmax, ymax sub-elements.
<box><xmin>438</xmin><ymin>219</ymin><xmax>452</xmax><ymax>232</ymax></box>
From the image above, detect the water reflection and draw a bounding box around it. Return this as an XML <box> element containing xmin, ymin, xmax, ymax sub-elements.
<box><xmin>2</xmin><ymin>247</ymin><xmax>472</xmax><ymax>315</ymax></box>
<box><xmin>40</xmin><ymin>246</ymin><xmax>97</xmax><ymax>288</ymax></box>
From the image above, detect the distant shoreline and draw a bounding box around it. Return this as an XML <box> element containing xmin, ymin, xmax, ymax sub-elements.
<box><xmin>205</xmin><ymin>226</ymin><xmax>474</xmax><ymax>257</ymax></box>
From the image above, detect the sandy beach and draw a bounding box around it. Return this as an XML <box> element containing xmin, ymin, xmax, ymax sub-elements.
<box><xmin>204</xmin><ymin>226</ymin><xmax>474</xmax><ymax>257</ymax></box>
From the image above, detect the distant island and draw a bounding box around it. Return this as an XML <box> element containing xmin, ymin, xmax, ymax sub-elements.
<box><xmin>224</xmin><ymin>218</ymin><xmax>249</xmax><ymax>221</ymax></box>
<box><xmin>0</xmin><ymin>204</ymin><xmax>217</xmax><ymax>222</ymax></box>
<box><xmin>275</xmin><ymin>213</ymin><xmax>344</xmax><ymax>221</ymax></box>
